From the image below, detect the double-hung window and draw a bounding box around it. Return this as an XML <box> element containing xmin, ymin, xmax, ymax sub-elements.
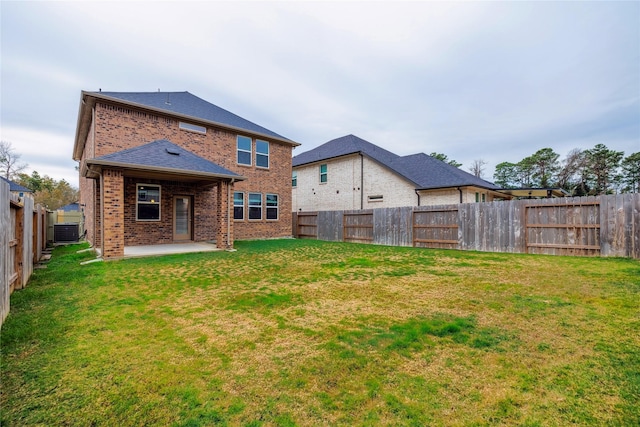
<box><xmin>248</xmin><ymin>193</ymin><xmax>262</xmax><ymax>220</ymax></box>
<box><xmin>233</xmin><ymin>192</ymin><xmax>244</xmax><ymax>220</ymax></box>
<box><xmin>266</xmin><ymin>194</ymin><xmax>278</xmax><ymax>220</ymax></box>
<box><xmin>137</xmin><ymin>184</ymin><xmax>161</xmax><ymax>221</ymax></box>
<box><xmin>237</xmin><ymin>135</ymin><xmax>252</xmax><ymax>166</ymax></box>
<box><xmin>256</xmin><ymin>140</ymin><xmax>269</xmax><ymax>168</ymax></box>
<box><xmin>292</xmin><ymin>171</ymin><xmax>297</xmax><ymax>187</ymax></box>
<box><xmin>320</xmin><ymin>164</ymin><xmax>328</xmax><ymax>183</ymax></box>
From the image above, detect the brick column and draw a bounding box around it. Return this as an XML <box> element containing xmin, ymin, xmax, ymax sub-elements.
<box><xmin>101</xmin><ymin>169</ymin><xmax>125</xmax><ymax>259</ymax></box>
<box><xmin>215</xmin><ymin>180</ymin><xmax>233</xmax><ymax>249</ymax></box>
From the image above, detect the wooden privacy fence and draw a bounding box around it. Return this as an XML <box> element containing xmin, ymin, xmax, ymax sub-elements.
<box><xmin>292</xmin><ymin>193</ymin><xmax>640</xmax><ymax>259</ymax></box>
<box><xmin>1</xmin><ymin>180</ymin><xmax>49</xmax><ymax>328</ymax></box>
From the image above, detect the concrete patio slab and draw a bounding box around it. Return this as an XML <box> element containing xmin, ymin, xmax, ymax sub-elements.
<box><xmin>124</xmin><ymin>242</ymin><xmax>221</xmax><ymax>258</ymax></box>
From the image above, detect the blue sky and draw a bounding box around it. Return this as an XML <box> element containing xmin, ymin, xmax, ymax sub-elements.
<box><xmin>1</xmin><ymin>0</ymin><xmax>638</xmax><ymax>186</ymax></box>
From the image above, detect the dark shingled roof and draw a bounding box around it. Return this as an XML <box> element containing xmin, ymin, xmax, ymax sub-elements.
<box><xmin>90</xmin><ymin>139</ymin><xmax>242</xmax><ymax>179</ymax></box>
<box><xmin>94</xmin><ymin>91</ymin><xmax>293</xmax><ymax>143</ymax></box>
<box><xmin>292</xmin><ymin>134</ymin><xmax>500</xmax><ymax>190</ymax></box>
<box><xmin>0</xmin><ymin>176</ymin><xmax>33</xmax><ymax>193</ymax></box>
<box><xmin>292</xmin><ymin>134</ymin><xmax>400</xmax><ymax>167</ymax></box>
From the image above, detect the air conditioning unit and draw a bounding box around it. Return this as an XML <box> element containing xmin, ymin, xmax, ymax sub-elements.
<box><xmin>54</xmin><ymin>223</ymin><xmax>79</xmax><ymax>243</ymax></box>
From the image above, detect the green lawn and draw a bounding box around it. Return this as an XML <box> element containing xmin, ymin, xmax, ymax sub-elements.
<box><xmin>1</xmin><ymin>239</ymin><xmax>639</xmax><ymax>426</ymax></box>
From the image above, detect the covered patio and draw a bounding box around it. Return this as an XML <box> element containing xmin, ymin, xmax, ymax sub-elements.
<box><xmin>82</xmin><ymin>139</ymin><xmax>245</xmax><ymax>260</ymax></box>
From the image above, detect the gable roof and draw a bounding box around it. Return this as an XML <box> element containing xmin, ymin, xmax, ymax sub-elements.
<box><xmin>74</xmin><ymin>90</ymin><xmax>299</xmax><ymax>161</ymax></box>
<box><xmin>85</xmin><ymin>139</ymin><xmax>245</xmax><ymax>182</ymax></box>
<box><xmin>292</xmin><ymin>134</ymin><xmax>500</xmax><ymax>191</ymax></box>
<box><xmin>0</xmin><ymin>176</ymin><xmax>33</xmax><ymax>193</ymax></box>
<box><xmin>292</xmin><ymin>134</ymin><xmax>400</xmax><ymax>167</ymax></box>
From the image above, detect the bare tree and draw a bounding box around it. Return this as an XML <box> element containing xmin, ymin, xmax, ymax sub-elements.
<box><xmin>0</xmin><ymin>141</ymin><xmax>28</xmax><ymax>179</ymax></box>
<box><xmin>468</xmin><ymin>159</ymin><xmax>487</xmax><ymax>178</ymax></box>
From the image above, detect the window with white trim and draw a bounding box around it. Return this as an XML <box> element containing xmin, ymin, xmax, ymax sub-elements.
<box><xmin>248</xmin><ymin>193</ymin><xmax>262</xmax><ymax>220</ymax></box>
<box><xmin>292</xmin><ymin>171</ymin><xmax>297</xmax><ymax>187</ymax></box>
<box><xmin>320</xmin><ymin>164</ymin><xmax>327</xmax><ymax>183</ymax></box>
<box><xmin>266</xmin><ymin>194</ymin><xmax>278</xmax><ymax>220</ymax></box>
<box><xmin>137</xmin><ymin>184</ymin><xmax>161</xmax><ymax>221</ymax></box>
<box><xmin>233</xmin><ymin>192</ymin><xmax>244</xmax><ymax>220</ymax></box>
<box><xmin>237</xmin><ymin>135</ymin><xmax>252</xmax><ymax>166</ymax></box>
<box><xmin>256</xmin><ymin>140</ymin><xmax>269</xmax><ymax>168</ymax></box>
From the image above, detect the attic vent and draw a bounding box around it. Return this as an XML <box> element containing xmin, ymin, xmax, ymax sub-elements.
<box><xmin>179</xmin><ymin>121</ymin><xmax>207</xmax><ymax>134</ymax></box>
<box><xmin>165</xmin><ymin>148</ymin><xmax>181</xmax><ymax>156</ymax></box>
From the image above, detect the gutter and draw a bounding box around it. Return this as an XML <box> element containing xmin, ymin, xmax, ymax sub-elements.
<box><xmin>85</xmin><ymin>159</ymin><xmax>246</xmax><ymax>181</ymax></box>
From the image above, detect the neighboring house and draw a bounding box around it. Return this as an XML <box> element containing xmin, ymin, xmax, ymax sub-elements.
<box><xmin>73</xmin><ymin>91</ymin><xmax>299</xmax><ymax>259</ymax></box>
<box><xmin>59</xmin><ymin>202</ymin><xmax>80</xmax><ymax>212</ymax></box>
<box><xmin>292</xmin><ymin>134</ymin><xmax>509</xmax><ymax>211</ymax></box>
<box><xmin>0</xmin><ymin>176</ymin><xmax>33</xmax><ymax>200</ymax></box>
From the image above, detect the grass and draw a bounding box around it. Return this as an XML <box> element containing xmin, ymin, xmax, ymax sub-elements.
<box><xmin>1</xmin><ymin>239</ymin><xmax>639</xmax><ymax>426</ymax></box>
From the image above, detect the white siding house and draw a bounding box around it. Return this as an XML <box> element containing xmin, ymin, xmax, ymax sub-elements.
<box><xmin>292</xmin><ymin>135</ymin><xmax>508</xmax><ymax>212</ymax></box>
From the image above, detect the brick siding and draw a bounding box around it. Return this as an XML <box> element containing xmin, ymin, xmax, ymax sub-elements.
<box><xmin>79</xmin><ymin>99</ymin><xmax>294</xmax><ymax>250</ymax></box>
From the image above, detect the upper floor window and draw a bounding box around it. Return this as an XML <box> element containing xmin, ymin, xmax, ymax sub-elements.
<box><xmin>320</xmin><ymin>164</ymin><xmax>328</xmax><ymax>183</ymax></box>
<box><xmin>237</xmin><ymin>135</ymin><xmax>252</xmax><ymax>166</ymax></box>
<box><xmin>266</xmin><ymin>194</ymin><xmax>278</xmax><ymax>220</ymax></box>
<box><xmin>179</xmin><ymin>121</ymin><xmax>206</xmax><ymax>134</ymax></box>
<box><xmin>292</xmin><ymin>171</ymin><xmax>297</xmax><ymax>187</ymax></box>
<box><xmin>256</xmin><ymin>140</ymin><xmax>269</xmax><ymax>168</ymax></box>
<box><xmin>248</xmin><ymin>193</ymin><xmax>262</xmax><ymax>220</ymax></box>
<box><xmin>137</xmin><ymin>184</ymin><xmax>161</xmax><ymax>221</ymax></box>
<box><xmin>233</xmin><ymin>192</ymin><xmax>244</xmax><ymax>220</ymax></box>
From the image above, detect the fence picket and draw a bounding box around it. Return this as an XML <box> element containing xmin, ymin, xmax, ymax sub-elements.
<box><xmin>293</xmin><ymin>194</ymin><xmax>639</xmax><ymax>259</ymax></box>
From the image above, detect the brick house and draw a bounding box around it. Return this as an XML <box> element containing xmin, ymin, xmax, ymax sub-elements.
<box><xmin>292</xmin><ymin>134</ymin><xmax>510</xmax><ymax>211</ymax></box>
<box><xmin>73</xmin><ymin>91</ymin><xmax>299</xmax><ymax>259</ymax></box>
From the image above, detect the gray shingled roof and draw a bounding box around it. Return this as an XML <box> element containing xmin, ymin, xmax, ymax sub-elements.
<box><xmin>94</xmin><ymin>91</ymin><xmax>293</xmax><ymax>143</ymax></box>
<box><xmin>0</xmin><ymin>176</ymin><xmax>33</xmax><ymax>193</ymax></box>
<box><xmin>292</xmin><ymin>134</ymin><xmax>499</xmax><ymax>190</ymax></box>
<box><xmin>292</xmin><ymin>134</ymin><xmax>400</xmax><ymax>166</ymax></box>
<box><xmin>89</xmin><ymin>139</ymin><xmax>243</xmax><ymax>179</ymax></box>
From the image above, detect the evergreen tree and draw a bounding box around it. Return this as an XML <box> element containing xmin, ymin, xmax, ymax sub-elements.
<box><xmin>493</xmin><ymin>162</ymin><xmax>519</xmax><ymax>188</ymax></box>
<box><xmin>619</xmin><ymin>152</ymin><xmax>640</xmax><ymax>193</ymax></box>
<box><xmin>584</xmin><ymin>144</ymin><xmax>624</xmax><ymax>195</ymax></box>
<box><xmin>429</xmin><ymin>152</ymin><xmax>462</xmax><ymax>168</ymax></box>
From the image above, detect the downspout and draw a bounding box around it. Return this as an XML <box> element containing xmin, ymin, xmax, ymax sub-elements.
<box><xmin>227</xmin><ymin>178</ymin><xmax>235</xmax><ymax>249</ymax></box>
<box><xmin>91</xmin><ymin>106</ymin><xmax>96</xmax><ymax>156</ymax></box>
<box><xmin>360</xmin><ymin>152</ymin><xmax>364</xmax><ymax>209</ymax></box>
<box><xmin>415</xmin><ymin>189</ymin><xmax>421</xmax><ymax>206</ymax></box>
<box><xmin>457</xmin><ymin>187</ymin><xmax>463</xmax><ymax>203</ymax></box>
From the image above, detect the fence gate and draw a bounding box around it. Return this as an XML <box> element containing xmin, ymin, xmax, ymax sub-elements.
<box><xmin>296</xmin><ymin>212</ymin><xmax>318</xmax><ymax>239</ymax></box>
<box><xmin>343</xmin><ymin>211</ymin><xmax>373</xmax><ymax>243</ymax></box>
<box><xmin>413</xmin><ymin>207</ymin><xmax>459</xmax><ymax>249</ymax></box>
<box><xmin>525</xmin><ymin>200</ymin><xmax>600</xmax><ymax>256</ymax></box>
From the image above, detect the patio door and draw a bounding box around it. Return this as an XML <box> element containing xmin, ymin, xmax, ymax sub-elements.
<box><xmin>173</xmin><ymin>196</ymin><xmax>192</xmax><ymax>241</ymax></box>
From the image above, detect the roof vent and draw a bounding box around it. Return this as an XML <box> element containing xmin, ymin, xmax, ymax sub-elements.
<box><xmin>165</xmin><ymin>148</ymin><xmax>180</xmax><ymax>156</ymax></box>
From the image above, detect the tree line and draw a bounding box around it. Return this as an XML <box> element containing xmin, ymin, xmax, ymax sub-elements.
<box><xmin>435</xmin><ymin>144</ymin><xmax>639</xmax><ymax>196</ymax></box>
<box><xmin>1</xmin><ymin>141</ymin><xmax>79</xmax><ymax>210</ymax></box>
<box><xmin>492</xmin><ymin>144</ymin><xmax>638</xmax><ymax>195</ymax></box>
